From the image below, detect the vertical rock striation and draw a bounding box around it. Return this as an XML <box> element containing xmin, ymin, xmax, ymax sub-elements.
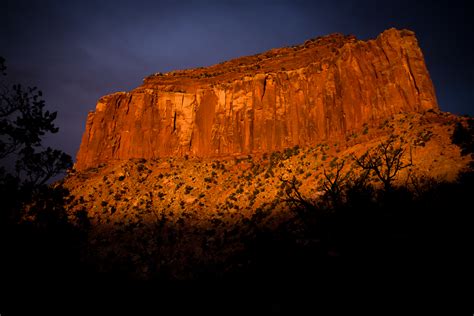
<box><xmin>75</xmin><ymin>28</ymin><xmax>438</xmax><ymax>170</ymax></box>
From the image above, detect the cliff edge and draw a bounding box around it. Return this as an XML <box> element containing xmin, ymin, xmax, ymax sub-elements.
<box><xmin>75</xmin><ymin>28</ymin><xmax>437</xmax><ymax>170</ymax></box>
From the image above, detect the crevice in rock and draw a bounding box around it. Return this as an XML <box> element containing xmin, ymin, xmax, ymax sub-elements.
<box><xmin>173</xmin><ymin>111</ymin><xmax>177</xmax><ymax>132</ymax></box>
<box><xmin>405</xmin><ymin>54</ymin><xmax>420</xmax><ymax>96</ymax></box>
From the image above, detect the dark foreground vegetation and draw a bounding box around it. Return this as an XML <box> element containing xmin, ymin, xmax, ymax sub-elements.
<box><xmin>1</xmin><ymin>57</ymin><xmax>472</xmax><ymax>313</ymax></box>
<box><xmin>3</xmin><ymin>168</ymin><xmax>472</xmax><ymax>314</ymax></box>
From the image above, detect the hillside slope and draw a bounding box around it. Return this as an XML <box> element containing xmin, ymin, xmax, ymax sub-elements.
<box><xmin>64</xmin><ymin>110</ymin><xmax>472</xmax><ymax>278</ymax></box>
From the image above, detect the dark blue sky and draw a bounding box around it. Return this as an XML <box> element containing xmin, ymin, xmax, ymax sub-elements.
<box><xmin>1</xmin><ymin>0</ymin><xmax>473</xmax><ymax>159</ymax></box>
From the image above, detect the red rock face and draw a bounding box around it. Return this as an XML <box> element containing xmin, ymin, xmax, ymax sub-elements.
<box><xmin>75</xmin><ymin>28</ymin><xmax>438</xmax><ymax>170</ymax></box>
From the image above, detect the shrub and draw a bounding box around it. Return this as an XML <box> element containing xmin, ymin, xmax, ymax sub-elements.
<box><xmin>452</xmin><ymin>120</ymin><xmax>474</xmax><ymax>156</ymax></box>
<box><xmin>184</xmin><ymin>185</ymin><xmax>193</xmax><ymax>194</ymax></box>
<box><xmin>362</xmin><ymin>124</ymin><xmax>369</xmax><ymax>135</ymax></box>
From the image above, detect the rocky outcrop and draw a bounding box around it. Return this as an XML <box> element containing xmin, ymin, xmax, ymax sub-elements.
<box><xmin>75</xmin><ymin>28</ymin><xmax>438</xmax><ymax>170</ymax></box>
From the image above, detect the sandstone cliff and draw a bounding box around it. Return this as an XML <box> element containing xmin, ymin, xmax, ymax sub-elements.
<box><xmin>75</xmin><ymin>28</ymin><xmax>438</xmax><ymax>170</ymax></box>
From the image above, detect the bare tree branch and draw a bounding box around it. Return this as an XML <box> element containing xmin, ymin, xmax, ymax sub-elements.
<box><xmin>352</xmin><ymin>136</ymin><xmax>412</xmax><ymax>192</ymax></box>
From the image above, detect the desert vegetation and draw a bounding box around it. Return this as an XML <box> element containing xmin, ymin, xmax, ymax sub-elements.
<box><xmin>56</xmin><ymin>110</ymin><xmax>473</xmax><ymax>283</ymax></box>
<box><xmin>1</xmin><ymin>52</ymin><xmax>472</xmax><ymax>312</ymax></box>
<box><xmin>1</xmin><ymin>57</ymin><xmax>86</xmax><ymax>291</ymax></box>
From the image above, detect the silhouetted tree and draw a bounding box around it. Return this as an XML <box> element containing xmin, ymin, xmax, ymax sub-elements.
<box><xmin>1</xmin><ymin>57</ymin><xmax>90</xmax><ymax>298</ymax></box>
<box><xmin>0</xmin><ymin>57</ymin><xmax>72</xmax><ymax>225</ymax></box>
<box><xmin>320</xmin><ymin>160</ymin><xmax>351</xmax><ymax>207</ymax></box>
<box><xmin>451</xmin><ymin>119</ymin><xmax>474</xmax><ymax>157</ymax></box>
<box><xmin>280</xmin><ymin>175</ymin><xmax>316</xmax><ymax>213</ymax></box>
<box><xmin>353</xmin><ymin>135</ymin><xmax>412</xmax><ymax>193</ymax></box>
<box><xmin>0</xmin><ymin>57</ymin><xmax>5</xmax><ymax>75</ymax></box>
